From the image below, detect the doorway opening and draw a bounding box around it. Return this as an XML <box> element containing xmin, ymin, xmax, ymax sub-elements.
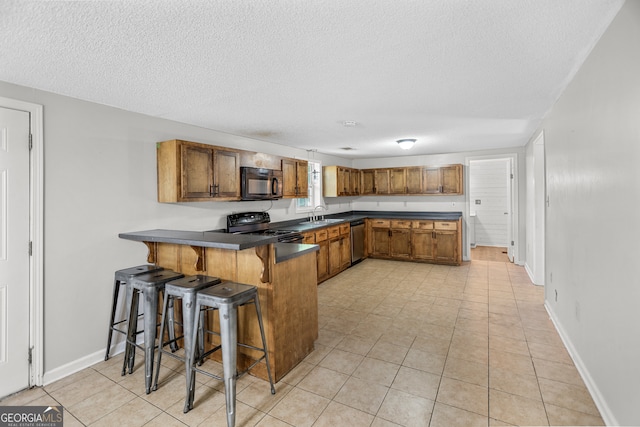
<box><xmin>466</xmin><ymin>154</ymin><xmax>518</xmax><ymax>264</ymax></box>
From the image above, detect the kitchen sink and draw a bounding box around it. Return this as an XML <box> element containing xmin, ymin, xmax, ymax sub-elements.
<box><xmin>300</xmin><ymin>218</ymin><xmax>344</xmax><ymax>225</ymax></box>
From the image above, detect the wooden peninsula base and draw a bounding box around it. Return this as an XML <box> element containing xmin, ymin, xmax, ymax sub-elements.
<box><xmin>142</xmin><ymin>241</ymin><xmax>318</xmax><ymax>383</ymax></box>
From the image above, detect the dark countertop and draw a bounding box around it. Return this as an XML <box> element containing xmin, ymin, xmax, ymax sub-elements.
<box><xmin>119</xmin><ymin>211</ymin><xmax>462</xmax><ymax>255</ymax></box>
<box><xmin>271</xmin><ymin>210</ymin><xmax>462</xmax><ymax>232</ymax></box>
<box><xmin>119</xmin><ymin>229</ymin><xmax>280</xmax><ymax>251</ymax></box>
<box><xmin>273</xmin><ymin>243</ymin><xmax>319</xmax><ymax>263</ymax></box>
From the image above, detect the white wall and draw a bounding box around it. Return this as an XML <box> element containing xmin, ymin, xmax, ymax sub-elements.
<box><xmin>0</xmin><ymin>80</ymin><xmax>350</xmax><ymax>380</ymax></box>
<box><xmin>529</xmin><ymin>1</ymin><xmax>640</xmax><ymax>424</ymax></box>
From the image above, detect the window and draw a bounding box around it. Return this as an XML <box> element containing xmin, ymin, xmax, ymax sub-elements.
<box><xmin>296</xmin><ymin>160</ymin><xmax>323</xmax><ymax>212</ymax></box>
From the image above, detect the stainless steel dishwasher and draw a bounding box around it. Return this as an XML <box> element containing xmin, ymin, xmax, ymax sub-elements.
<box><xmin>350</xmin><ymin>219</ymin><xmax>365</xmax><ymax>265</ymax></box>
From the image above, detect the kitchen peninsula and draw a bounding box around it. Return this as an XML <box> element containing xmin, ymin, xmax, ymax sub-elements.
<box><xmin>119</xmin><ymin>229</ymin><xmax>319</xmax><ymax>382</ymax></box>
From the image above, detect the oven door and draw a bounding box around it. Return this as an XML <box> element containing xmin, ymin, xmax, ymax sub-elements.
<box><xmin>241</xmin><ymin>167</ymin><xmax>283</xmax><ymax>200</ymax></box>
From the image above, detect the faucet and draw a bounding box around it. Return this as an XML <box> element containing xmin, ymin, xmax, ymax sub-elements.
<box><xmin>312</xmin><ymin>205</ymin><xmax>327</xmax><ymax>221</ymax></box>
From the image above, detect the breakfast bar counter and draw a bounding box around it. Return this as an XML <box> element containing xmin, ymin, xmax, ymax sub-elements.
<box><xmin>119</xmin><ymin>229</ymin><xmax>319</xmax><ymax>382</ymax></box>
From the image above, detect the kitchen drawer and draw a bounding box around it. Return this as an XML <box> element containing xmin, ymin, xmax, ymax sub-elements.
<box><xmin>434</xmin><ymin>221</ymin><xmax>457</xmax><ymax>231</ymax></box>
<box><xmin>412</xmin><ymin>220</ymin><xmax>434</xmax><ymax>230</ymax></box>
<box><xmin>370</xmin><ymin>219</ymin><xmax>390</xmax><ymax>228</ymax></box>
<box><xmin>302</xmin><ymin>233</ymin><xmax>315</xmax><ymax>244</ymax></box>
<box><xmin>315</xmin><ymin>229</ymin><xmax>328</xmax><ymax>242</ymax></box>
<box><xmin>327</xmin><ymin>226</ymin><xmax>340</xmax><ymax>239</ymax></box>
<box><xmin>391</xmin><ymin>220</ymin><xmax>411</xmax><ymax>229</ymax></box>
<box><xmin>339</xmin><ymin>223</ymin><xmax>350</xmax><ymax>235</ymax></box>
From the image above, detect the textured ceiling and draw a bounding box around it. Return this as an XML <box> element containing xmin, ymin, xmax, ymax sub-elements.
<box><xmin>0</xmin><ymin>0</ymin><xmax>625</xmax><ymax>159</ymax></box>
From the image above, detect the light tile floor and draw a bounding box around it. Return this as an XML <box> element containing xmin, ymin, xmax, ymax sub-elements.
<box><xmin>1</xmin><ymin>258</ymin><xmax>604</xmax><ymax>426</ymax></box>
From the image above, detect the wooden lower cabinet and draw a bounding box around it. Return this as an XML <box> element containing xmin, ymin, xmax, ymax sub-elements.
<box><xmin>368</xmin><ymin>218</ymin><xmax>461</xmax><ymax>265</ymax></box>
<box><xmin>303</xmin><ymin>223</ymin><xmax>351</xmax><ymax>284</ymax></box>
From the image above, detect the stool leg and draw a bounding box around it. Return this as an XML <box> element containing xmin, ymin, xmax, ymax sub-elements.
<box><xmin>143</xmin><ymin>287</ymin><xmax>160</xmax><ymax>394</ymax></box>
<box><xmin>122</xmin><ymin>286</ymin><xmax>138</xmax><ymax>376</ymax></box>
<box><xmin>219</xmin><ymin>303</ymin><xmax>237</xmax><ymax>427</ymax></box>
<box><xmin>167</xmin><ymin>296</ymin><xmax>179</xmax><ymax>352</ymax></box>
<box><xmin>253</xmin><ymin>296</ymin><xmax>276</xmax><ymax>395</ymax></box>
<box><xmin>105</xmin><ymin>279</ymin><xmax>122</xmax><ymax>361</ymax></box>
<box><xmin>197</xmin><ymin>307</ymin><xmax>206</xmax><ymax>365</ymax></box>
<box><xmin>152</xmin><ymin>293</ymin><xmax>172</xmax><ymax>391</ymax></box>
<box><xmin>184</xmin><ymin>301</ymin><xmax>201</xmax><ymax>413</ymax></box>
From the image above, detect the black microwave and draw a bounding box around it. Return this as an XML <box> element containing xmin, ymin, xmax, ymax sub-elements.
<box><xmin>240</xmin><ymin>167</ymin><xmax>283</xmax><ymax>200</ymax></box>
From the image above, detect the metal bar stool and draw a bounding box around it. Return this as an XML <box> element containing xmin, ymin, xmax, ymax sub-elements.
<box><xmin>184</xmin><ymin>281</ymin><xmax>276</xmax><ymax>427</ymax></box>
<box><xmin>152</xmin><ymin>275</ymin><xmax>222</xmax><ymax>394</ymax></box>
<box><xmin>105</xmin><ymin>265</ymin><xmax>163</xmax><ymax>361</ymax></box>
<box><xmin>122</xmin><ymin>269</ymin><xmax>184</xmax><ymax>394</ymax></box>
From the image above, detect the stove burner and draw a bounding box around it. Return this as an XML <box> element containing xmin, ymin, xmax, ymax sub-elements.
<box><xmin>226</xmin><ymin>211</ymin><xmax>303</xmax><ymax>243</ymax></box>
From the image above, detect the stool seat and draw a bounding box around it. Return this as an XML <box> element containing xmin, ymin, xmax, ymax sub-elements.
<box><xmin>196</xmin><ymin>281</ymin><xmax>257</xmax><ymax>305</ymax></box>
<box><xmin>105</xmin><ymin>265</ymin><xmax>163</xmax><ymax>361</ymax></box>
<box><xmin>184</xmin><ymin>281</ymin><xmax>275</xmax><ymax>427</ymax></box>
<box><xmin>123</xmin><ymin>269</ymin><xmax>184</xmax><ymax>394</ymax></box>
<box><xmin>152</xmin><ymin>275</ymin><xmax>222</xmax><ymax>393</ymax></box>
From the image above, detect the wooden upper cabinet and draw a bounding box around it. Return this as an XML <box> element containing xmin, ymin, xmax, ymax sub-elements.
<box><xmin>213</xmin><ymin>149</ymin><xmax>241</xmax><ymax>198</ymax></box>
<box><xmin>423</xmin><ymin>164</ymin><xmax>463</xmax><ymax>195</ymax></box>
<box><xmin>361</xmin><ymin>169</ymin><xmax>376</xmax><ymax>195</ymax></box>
<box><xmin>323</xmin><ymin>163</ymin><xmax>463</xmax><ymax>197</ymax></box>
<box><xmin>374</xmin><ymin>169</ymin><xmax>390</xmax><ymax>194</ymax></box>
<box><xmin>350</xmin><ymin>169</ymin><xmax>360</xmax><ymax>195</ymax></box>
<box><xmin>389</xmin><ymin>168</ymin><xmax>407</xmax><ymax>194</ymax></box>
<box><xmin>282</xmin><ymin>158</ymin><xmax>308</xmax><ymax>198</ymax></box>
<box><xmin>157</xmin><ymin>139</ymin><xmax>240</xmax><ymax>202</ymax></box>
<box><xmin>441</xmin><ymin>165</ymin><xmax>463</xmax><ymax>194</ymax></box>
<box><xmin>405</xmin><ymin>167</ymin><xmax>424</xmax><ymax>194</ymax></box>
<box><xmin>324</xmin><ymin>166</ymin><xmax>360</xmax><ymax>197</ymax></box>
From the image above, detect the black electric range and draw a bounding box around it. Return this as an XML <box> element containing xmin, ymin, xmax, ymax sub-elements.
<box><xmin>226</xmin><ymin>212</ymin><xmax>303</xmax><ymax>243</ymax></box>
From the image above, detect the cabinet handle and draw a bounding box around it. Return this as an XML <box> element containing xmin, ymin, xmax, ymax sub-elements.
<box><xmin>209</xmin><ymin>185</ymin><xmax>213</xmax><ymax>196</ymax></box>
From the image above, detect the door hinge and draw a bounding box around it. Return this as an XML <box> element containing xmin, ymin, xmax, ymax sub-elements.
<box><xmin>29</xmin><ymin>134</ymin><xmax>33</xmax><ymax>151</ymax></box>
<box><xmin>28</xmin><ymin>347</ymin><xmax>33</xmax><ymax>365</ymax></box>
<box><xmin>511</xmin><ymin>241</ymin><xmax>515</xmax><ymax>246</ymax></box>
<box><xmin>29</xmin><ymin>241</ymin><xmax>32</xmax><ymax>256</ymax></box>
<box><xmin>510</xmin><ymin>173</ymin><xmax>514</xmax><ymax>179</ymax></box>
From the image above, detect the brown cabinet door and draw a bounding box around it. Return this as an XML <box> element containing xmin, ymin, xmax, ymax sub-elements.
<box><xmin>390</xmin><ymin>229</ymin><xmax>411</xmax><ymax>258</ymax></box>
<box><xmin>350</xmin><ymin>169</ymin><xmax>360</xmax><ymax>195</ymax></box>
<box><xmin>389</xmin><ymin>168</ymin><xmax>407</xmax><ymax>194</ymax></box>
<box><xmin>371</xmin><ymin>227</ymin><xmax>390</xmax><ymax>256</ymax></box>
<box><xmin>374</xmin><ymin>169</ymin><xmax>390</xmax><ymax>194</ymax></box>
<box><xmin>283</xmin><ymin>158</ymin><xmax>307</xmax><ymax>198</ymax></box>
<box><xmin>328</xmin><ymin>238</ymin><xmax>342</xmax><ymax>275</ymax></box>
<box><xmin>406</xmin><ymin>167</ymin><xmax>424</xmax><ymax>194</ymax></box>
<box><xmin>441</xmin><ymin>165</ymin><xmax>462</xmax><ymax>194</ymax></box>
<box><xmin>296</xmin><ymin>160</ymin><xmax>309</xmax><ymax>198</ymax></box>
<box><xmin>340</xmin><ymin>235</ymin><xmax>351</xmax><ymax>269</ymax></box>
<box><xmin>181</xmin><ymin>144</ymin><xmax>215</xmax><ymax>199</ymax></box>
<box><xmin>434</xmin><ymin>230</ymin><xmax>458</xmax><ymax>263</ymax></box>
<box><xmin>423</xmin><ymin>167</ymin><xmax>442</xmax><ymax>194</ymax></box>
<box><xmin>317</xmin><ymin>240</ymin><xmax>330</xmax><ymax>282</ymax></box>
<box><xmin>361</xmin><ymin>170</ymin><xmax>376</xmax><ymax>195</ymax></box>
<box><xmin>411</xmin><ymin>230</ymin><xmax>435</xmax><ymax>260</ymax></box>
<box><xmin>213</xmin><ymin>149</ymin><xmax>240</xmax><ymax>198</ymax></box>
<box><xmin>338</xmin><ymin>167</ymin><xmax>350</xmax><ymax>196</ymax></box>
<box><xmin>282</xmin><ymin>158</ymin><xmax>297</xmax><ymax>197</ymax></box>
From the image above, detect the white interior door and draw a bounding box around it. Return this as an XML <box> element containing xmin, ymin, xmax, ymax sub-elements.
<box><xmin>0</xmin><ymin>107</ymin><xmax>31</xmax><ymax>397</ymax></box>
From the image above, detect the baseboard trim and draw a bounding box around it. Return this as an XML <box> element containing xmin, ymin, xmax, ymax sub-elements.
<box><xmin>524</xmin><ymin>262</ymin><xmax>535</xmax><ymax>283</ymax></box>
<box><xmin>42</xmin><ymin>341</ymin><xmax>128</xmax><ymax>386</ymax></box>
<box><xmin>544</xmin><ymin>302</ymin><xmax>618</xmax><ymax>426</ymax></box>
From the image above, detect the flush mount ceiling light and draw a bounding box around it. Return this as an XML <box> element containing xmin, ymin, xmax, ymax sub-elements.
<box><xmin>396</xmin><ymin>139</ymin><xmax>416</xmax><ymax>150</ymax></box>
